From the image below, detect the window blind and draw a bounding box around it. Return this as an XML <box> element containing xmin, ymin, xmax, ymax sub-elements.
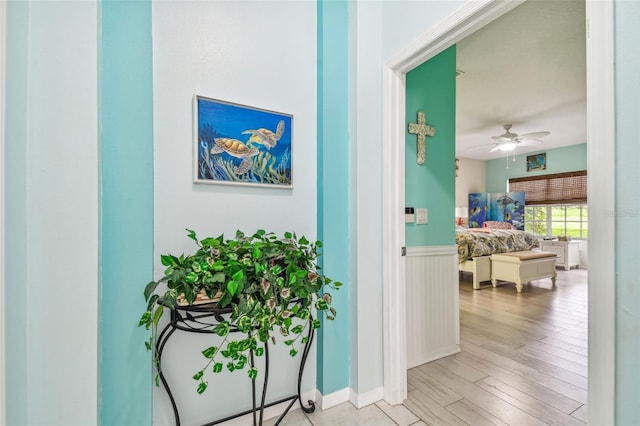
<box><xmin>508</xmin><ymin>170</ymin><xmax>587</xmax><ymax>205</ymax></box>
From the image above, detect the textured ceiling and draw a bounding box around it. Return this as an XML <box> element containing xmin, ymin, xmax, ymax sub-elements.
<box><xmin>455</xmin><ymin>0</ymin><xmax>586</xmax><ymax>161</ymax></box>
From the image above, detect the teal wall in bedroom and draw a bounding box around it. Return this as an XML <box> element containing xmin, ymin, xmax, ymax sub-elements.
<box><xmin>405</xmin><ymin>45</ymin><xmax>456</xmax><ymax>247</ymax></box>
<box><xmin>485</xmin><ymin>143</ymin><xmax>586</xmax><ymax>193</ymax></box>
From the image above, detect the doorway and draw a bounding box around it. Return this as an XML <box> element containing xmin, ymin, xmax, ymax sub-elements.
<box><xmin>382</xmin><ymin>1</ymin><xmax>615</xmax><ymax>425</ymax></box>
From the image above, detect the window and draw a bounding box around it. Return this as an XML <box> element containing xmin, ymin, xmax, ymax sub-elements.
<box><xmin>510</xmin><ymin>170</ymin><xmax>588</xmax><ymax>239</ymax></box>
<box><xmin>524</xmin><ymin>204</ymin><xmax>588</xmax><ymax>239</ymax></box>
<box><xmin>509</xmin><ymin>171</ymin><xmax>587</xmax><ymax>205</ymax></box>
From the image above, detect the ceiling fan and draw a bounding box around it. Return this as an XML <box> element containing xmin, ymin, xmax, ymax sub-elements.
<box><xmin>488</xmin><ymin>124</ymin><xmax>550</xmax><ymax>152</ymax></box>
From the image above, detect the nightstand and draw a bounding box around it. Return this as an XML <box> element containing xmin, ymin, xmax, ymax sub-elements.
<box><xmin>539</xmin><ymin>240</ymin><xmax>581</xmax><ymax>270</ymax></box>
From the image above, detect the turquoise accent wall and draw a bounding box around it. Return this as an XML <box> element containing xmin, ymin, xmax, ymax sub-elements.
<box><xmin>317</xmin><ymin>0</ymin><xmax>351</xmax><ymax>395</ymax></box>
<box><xmin>485</xmin><ymin>143</ymin><xmax>587</xmax><ymax>193</ymax></box>
<box><xmin>99</xmin><ymin>1</ymin><xmax>154</xmax><ymax>424</ymax></box>
<box><xmin>4</xmin><ymin>2</ymin><xmax>29</xmax><ymax>423</ymax></box>
<box><xmin>614</xmin><ymin>0</ymin><xmax>640</xmax><ymax>423</ymax></box>
<box><xmin>405</xmin><ymin>46</ymin><xmax>456</xmax><ymax>247</ymax></box>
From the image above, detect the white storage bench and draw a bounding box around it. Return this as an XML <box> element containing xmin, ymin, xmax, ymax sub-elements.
<box><xmin>490</xmin><ymin>251</ymin><xmax>558</xmax><ymax>293</ymax></box>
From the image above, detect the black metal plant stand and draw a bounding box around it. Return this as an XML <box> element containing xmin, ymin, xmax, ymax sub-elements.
<box><xmin>154</xmin><ymin>302</ymin><xmax>316</xmax><ymax>426</ymax></box>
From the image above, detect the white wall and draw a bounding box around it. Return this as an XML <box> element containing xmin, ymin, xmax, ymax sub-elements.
<box><xmin>348</xmin><ymin>0</ymin><xmax>468</xmax><ymax>401</ymax></box>
<box><xmin>380</xmin><ymin>0</ymin><xmax>467</xmax><ymax>61</ymax></box>
<box><xmin>26</xmin><ymin>4</ymin><xmax>99</xmax><ymax>423</ymax></box>
<box><xmin>152</xmin><ymin>1</ymin><xmax>317</xmax><ymax>423</ymax></box>
<box><xmin>5</xmin><ymin>1</ymin><xmax>99</xmax><ymax>424</ymax></box>
<box><xmin>455</xmin><ymin>157</ymin><xmax>486</xmax><ymax>210</ymax></box>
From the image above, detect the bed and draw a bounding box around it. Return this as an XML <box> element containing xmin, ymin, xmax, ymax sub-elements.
<box><xmin>456</xmin><ymin>227</ymin><xmax>540</xmax><ymax>289</ymax></box>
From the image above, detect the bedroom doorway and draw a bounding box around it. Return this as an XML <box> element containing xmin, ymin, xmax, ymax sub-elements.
<box><xmin>382</xmin><ymin>1</ymin><xmax>614</xmax><ymax>424</ymax></box>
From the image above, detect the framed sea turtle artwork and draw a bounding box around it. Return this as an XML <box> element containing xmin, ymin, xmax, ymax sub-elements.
<box><xmin>193</xmin><ymin>95</ymin><xmax>293</xmax><ymax>188</ymax></box>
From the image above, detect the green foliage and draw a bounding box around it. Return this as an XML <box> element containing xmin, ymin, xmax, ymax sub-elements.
<box><xmin>137</xmin><ymin>229</ymin><xmax>342</xmax><ymax>395</ymax></box>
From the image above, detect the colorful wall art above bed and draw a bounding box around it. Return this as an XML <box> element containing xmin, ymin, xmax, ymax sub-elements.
<box><xmin>468</xmin><ymin>191</ymin><xmax>525</xmax><ymax>230</ymax></box>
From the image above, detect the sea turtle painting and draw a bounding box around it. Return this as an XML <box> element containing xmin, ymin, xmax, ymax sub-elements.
<box><xmin>210</xmin><ymin>137</ymin><xmax>259</xmax><ymax>175</ymax></box>
<box><xmin>242</xmin><ymin>120</ymin><xmax>285</xmax><ymax>149</ymax></box>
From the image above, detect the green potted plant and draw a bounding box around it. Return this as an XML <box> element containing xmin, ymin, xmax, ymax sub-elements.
<box><xmin>138</xmin><ymin>229</ymin><xmax>341</xmax><ymax>394</ymax></box>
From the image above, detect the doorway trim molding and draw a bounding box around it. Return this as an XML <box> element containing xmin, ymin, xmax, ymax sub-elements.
<box><xmin>0</xmin><ymin>1</ymin><xmax>7</xmax><ymax>423</ymax></box>
<box><xmin>381</xmin><ymin>1</ymin><xmax>614</xmax><ymax>424</ymax></box>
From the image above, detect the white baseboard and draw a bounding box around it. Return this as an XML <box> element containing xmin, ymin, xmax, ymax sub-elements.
<box><xmin>349</xmin><ymin>386</ymin><xmax>384</xmax><ymax>409</ymax></box>
<box><xmin>407</xmin><ymin>344</ymin><xmax>461</xmax><ymax>370</ymax></box>
<box><xmin>314</xmin><ymin>386</ymin><xmax>385</xmax><ymax>411</ymax></box>
<box><xmin>315</xmin><ymin>387</ymin><xmax>350</xmax><ymax>411</ymax></box>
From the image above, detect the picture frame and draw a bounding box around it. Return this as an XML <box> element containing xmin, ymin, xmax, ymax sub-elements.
<box><xmin>526</xmin><ymin>152</ymin><xmax>546</xmax><ymax>172</ymax></box>
<box><xmin>194</xmin><ymin>95</ymin><xmax>293</xmax><ymax>188</ymax></box>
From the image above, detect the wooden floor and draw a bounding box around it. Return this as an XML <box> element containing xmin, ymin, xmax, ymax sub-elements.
<box><xmin>405</xmin><ymin>268</ymin><xmax>588</xmax><ymax>426</ymax></box>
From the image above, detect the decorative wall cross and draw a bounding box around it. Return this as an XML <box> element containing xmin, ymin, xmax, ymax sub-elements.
<box><xmin>408</xmin><ymin>111</ymin><xmax>436</xmax><ymax>165</ymax></box>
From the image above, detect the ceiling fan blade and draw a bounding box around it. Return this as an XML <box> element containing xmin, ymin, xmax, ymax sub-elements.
<box><xmin>492</xmin><ymin>135</ymin><xmax>512</xmax><ymax>142</ymax></box>
<box><xmin>516</xmin><ymin>131</ymin><xmax>550</xmax><ymax>140</ymax></box>
<box><xmin>516</xmin><ymin>138</ymin><xmax>543</xmax><ymax>147</ymax></box>
<box><xmin>462</xmin><ymin>142</ymin><xmax>497</xmax><ymax>151</ymax></box>
<box><xmin>489</xmin><ymin>144</ymin><xmax>502</xmax><ymax>153</ymax></box>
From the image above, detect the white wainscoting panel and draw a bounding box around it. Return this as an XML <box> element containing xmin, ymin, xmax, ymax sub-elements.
<box><xmin>405</xmin><ymin>245</ymin><xmax>460</xmax><ymax>369</ymax></box>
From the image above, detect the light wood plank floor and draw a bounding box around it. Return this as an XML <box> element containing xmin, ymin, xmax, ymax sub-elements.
<box><xmin>405</xmin><ymin>268</ymin><xmax>588</xmax><ymax>426</ymax></box>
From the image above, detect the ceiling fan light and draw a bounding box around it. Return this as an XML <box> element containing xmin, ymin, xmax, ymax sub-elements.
<box><xmin>499</xmin><ymin>142</ymin><xmax>517</xmax><ymax>151</ymax></box>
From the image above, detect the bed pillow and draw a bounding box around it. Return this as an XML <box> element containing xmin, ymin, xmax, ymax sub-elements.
<box><xmin>483</xmin><ymin>221</ymin><xmax>514</xmax><ymax>230</ymax></box>
<box><xmin>466</xmin><ymin>227</ymin><xmax>492</xmax><ymax>233</ymax></box>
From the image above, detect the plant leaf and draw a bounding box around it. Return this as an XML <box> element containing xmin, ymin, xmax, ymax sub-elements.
<box><xmin>193</xmin><ymin>370</ymin><xmax>204</xmax><ymax>380</ymax></box>
<box><xmin>227</xmin><ymin>280</ymin><xmax>239</xmax><ymax>296</ymax></box>
<box><xmin>248</xmin><ymin>367</ymin><xmax>258</xmax><ymax>380</ymax></box>
<box><xmin>146</xmin><ymin>294</ymin><xmax>159</xmax><ymax>312</ymax></box>
<box><xmin>152</xmin><ymin>305</ymin><xmax>164</xmax><ymax>326</ymax></box>
<box><xmin>202</xmin><ymin>346</ymin><xmax>217</xmax><ymax>359</ymax></box>
<box><xmin>232</xmin><ymin>270</ymin><xmax>244</xmax><ymax>281</ymax></box>
<box><xmin>186</xmin><ymin>228</ymin><xmax>198</xmax><ymax>243</ymax></box>
<box><xmin>253</xmin><ymin>247</ymin><xmax>262</xmax><ymax>259</ymax></box>
<box><xmin>213</xmin><ymin>363</ymin><xmax>223</xmax><ymax>373</ymax></box>
<box><xmin>196</xmin><ymin>381</ymin><xmax>208</xmax><ymax>394</ymax></box>
<box><xmin>213</xmin><ymin>322</ymin><xmax>230</xmax><ymax>337</ymax></box>
<box><xmin>144</xmin><ymin>281</ymin><xmax>160</xmax><ymax>300</ymax></box>
<box><xmin>138</xmin><ymin>311</ymin><xmax>151</xmax><ymax>328</ymax></box>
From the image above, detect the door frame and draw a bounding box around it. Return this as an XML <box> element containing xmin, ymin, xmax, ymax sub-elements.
<box><xmin>381</xmin><ymin>1</ymin><xmax>615</xmax><ymax>424</ymax></box>
<box><xmin>0</xmin><ymin>0</ymin><xmax>7</xmax><ymax>422</ymax></box>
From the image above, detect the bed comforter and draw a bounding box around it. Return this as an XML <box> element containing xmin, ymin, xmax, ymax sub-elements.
<box><xmin>456</xmin><ymin>229</ymin><xmax>540</xmax><ymax>263</ymax></box>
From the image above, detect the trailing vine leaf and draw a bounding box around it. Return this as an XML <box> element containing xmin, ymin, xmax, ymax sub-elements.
<box><xmin>196</xmin><ymin>381</ymin><xmax>208</xmax><ymax>394</ymax></box>
<box><xmin>152</xmin><ymin>305</ymin><xmax>163</xmax><ymax>326</ymax></box>
<box><xmin>144</xmin><ymin>281</ymin><xmax>160</xmax><ymax>301</ymax></box>
<box><xmin>138</xmin><ymin>311</ymin><xmax>151</xmax><ymax>328</ymax></box>
<box><xmin>202</xmin><ymin>346</ymin><xmax>217</xmax><ymax>359</ymax></box>
<box><xmin>248</xmin><ymin>367</ymin><xmax>258</xmax><ymax>380</ymax></box>
<box><xmin>213</xmin><ymin>322</ymin><xmax>230</xmax><ymax>337</ymax></box>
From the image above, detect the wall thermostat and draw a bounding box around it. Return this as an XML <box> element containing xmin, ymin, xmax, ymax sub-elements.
<box><xmin>405</xmin><ymin>207</ymin><xmax>415</xmax><ymax>223</ymax></box>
